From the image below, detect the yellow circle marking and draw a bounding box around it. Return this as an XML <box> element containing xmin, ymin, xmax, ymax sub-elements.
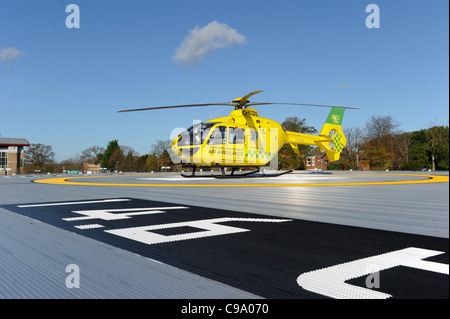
<box><xmin>33</xmin><ymin>173</ymin><xmax>449</xmax><ymax>187</ymax></box>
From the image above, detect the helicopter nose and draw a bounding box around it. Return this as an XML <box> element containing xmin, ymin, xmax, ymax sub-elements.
<box><xmin>170</xmin><ymin>140</ymin><xmax>182</xmax><ymax>163</ymax></box>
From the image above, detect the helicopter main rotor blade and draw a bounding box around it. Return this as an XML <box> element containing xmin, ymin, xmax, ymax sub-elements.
<box><xmin>238</xmin><ymin>90</ymin><xmax>263</xmax><ymax>107</ymax></box>
<box><xmin>247</xmin><ymin>102</ymin><xmax>360</xmax><ymax>110</ymax></box>
<box><xmin>118</xmin><ymin>103</ymin><xmax>233</xmax><ymax>113</ymax></box>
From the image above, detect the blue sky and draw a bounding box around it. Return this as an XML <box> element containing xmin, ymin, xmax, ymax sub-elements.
<box><xmin>1</xmin><ymin>0</ymin><xmax>448</xmax><ymax>161</ymax></box>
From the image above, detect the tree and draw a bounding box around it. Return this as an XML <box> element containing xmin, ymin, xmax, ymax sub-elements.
<box><xmin>81</xmin><ymin>145</ymin><xmax>105</xmax><ymax>164</ymax></box>
<box><xmin>157</xmin><ymin>149</ymin><xmax>171</xmax><ymax>169</ymax></box>
<box><xmin>282</xmin><ymin>116</ymin><xmax>317</xmax><ymax>134</ymax></box>
<box><xmin>365</xmin><ymin>115</ymin><xmax>401</xmax><ymax>141</ymax></box>
<box><xmin>279</xmin><ymin>117</ymin><xmax>317</xmax><ymax>169</ymax></box>
<box><xmin>364</xmin><ymin>115</ymin><xmax>401</xmax><ymax>170</ymax></box>
<box><xmin>123</xmin><ymin>151</ymin><xmax>136</xmax><ymax>172</ymax></box>
<box><xmin>402</xmin><ymin>125</ymin><xmax>449</xmax><ymax>171</ymax></box>
<box><xmin>101</xmin><ymin>140</ymin><xmax>120</xmax><ymax>170</ymax></box>
<box><xmin>401</xmin><ymin>129</ymin><xmax>430</xmax><ymax>170</ymax></box>
<box><xmin>363</xmin><ymin>140</ymin><xmax>392</xmax><ymax>170</ymax></box>
<box><xmin>120</xmin><ymin>145</ymin><xmax>139</xmax><ymax>157</ymax></box>
<box><xmin>146</xmin><ymin>154</ymin><xmax>158</xmax><ymax>172</ymax></box>
<box><xmin>150</xmin><ymin>139</ymin><xmax>171</xmax><ymax>158</ymax></box>
<box><xmin>108</xmin><ymin>147</ymin><xmax>125</xmax><ymax>171</ymax></box>
<box><xmin>428</xmin><ymin>125</ymin><xmax>449</xmax><ymax>171</ymax></box>
<box><xmin>278</xmin><ymin>144</ymin><xmax>305</xmax><ymax>170</ymax></box>
<box><xmin>134</xmin><ymin>155</ymin><xmax>149</xmax><ymax>172</ymax></box>
<box><xmin>148</xmin><ymin>139</ymin><xmax>173</xmax><ymax>171</ymax></box>
<box><xmin>25</xmin><ymin>143</ymin><xmax>55</xmax><ymax>168</ymax></box>
<box><xmin>341</xmin><ymin>126</ymin><xmax>365</xmax><ymax>169</ymax></box>
<box><xmin>60</xmin><ymin>154</ymin><xmax>83</xmax><ymax>171</ymax></box>
<box><xmin>393</xmin><ymin>132</ymin><xmax>411</xmax><ymax>169</ymax></box>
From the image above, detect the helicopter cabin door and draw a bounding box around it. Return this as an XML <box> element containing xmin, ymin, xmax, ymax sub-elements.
<box><xmin>227</xmin><ymin>126</ymin><xmax>245</xmax><ymax>165</ymax></box>
<box><xmin>246</xmin><ymin>128</ymin><xmax>258</xmax><ymax>165</ymax></box>
<box><xmin>206</xmin><ymin>125</ymin><xmax>227</xmax><ymax>165</ymax></box>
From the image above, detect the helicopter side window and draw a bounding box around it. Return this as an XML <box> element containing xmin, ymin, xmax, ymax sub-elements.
<box><xmin>177</xmin><ymin>129</ymin><xmax>191</xmax><ymax>147</ymax></box>
<box><xmin>192</xmin><ymin>126</ymin><xmax>201</xmax><ymax>145</ymax></box>
<box><xmin>229</xmin><ymin>127</ymin><xmax>245</xmax><ymax>144</ymax></box>
<box><xmin>177</xmin><ymin>123</ymin><xmax>217</xmax><ymax>147</ymax></box>
<box><xmin>249</xmin><ymin>129</ymin><xmax>258</xmax><ymax>144</ymax></box>
<box><xmin>207</xmin><ymin>126</ymin><xmax>227</xmax><ymax>145</ymax></box>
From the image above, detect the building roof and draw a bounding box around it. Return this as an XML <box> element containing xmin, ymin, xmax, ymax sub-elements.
<box><xmin>308</xmin><ymin>149</ymin><xmax>327</xmax><ymax>158</ymax></box>
<box><xmin>0</xmin><ymin>138</ymin><xmax>30</xmax><ymax>147</ymax></box>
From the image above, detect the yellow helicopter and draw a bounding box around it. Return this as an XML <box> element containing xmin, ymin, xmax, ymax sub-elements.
<box><xmin>118</xmin><ymin>90</ymin><xmax>358</xmax><ymax>178</ymax></box>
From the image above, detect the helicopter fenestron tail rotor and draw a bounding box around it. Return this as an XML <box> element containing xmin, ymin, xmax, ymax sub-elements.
<box><xmin>117</xmin><ymin>90</ymin><xmax>360</xmax><ymax>113</ymax></box>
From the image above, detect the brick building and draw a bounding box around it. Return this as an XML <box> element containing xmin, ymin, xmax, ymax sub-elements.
<box><xmin>304</xmin><ymin>149</ymin><xmax>329</xmax><ymax>170</ymax></box>
<box><xmin>83</xmin><ymin>162</ymin><xmax>102</xmax><ymax>174</ymax></box>
<box><xmin>0</xmin><ymin>138</ymin><xmax>30</xmax><ymax>175</ymax></box>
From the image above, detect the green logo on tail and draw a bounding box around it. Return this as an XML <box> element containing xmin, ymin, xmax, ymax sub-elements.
<box><xmin>325</xmin><ymin>108</ymin><xmax>345</xmax><ymax>126</ymax></box>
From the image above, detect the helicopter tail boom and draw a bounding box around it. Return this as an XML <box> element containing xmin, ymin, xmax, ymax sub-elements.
<box><xmin>285</xmin><ymin>107</ymin><xmax>347</xmax><ymax>162</ymax></box>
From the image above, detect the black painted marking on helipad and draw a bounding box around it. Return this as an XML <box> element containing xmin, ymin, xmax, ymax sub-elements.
<box><xmin>2</xmin><ymin>198</ymin><xmax>448</xmax><ymax>299</ymax></box>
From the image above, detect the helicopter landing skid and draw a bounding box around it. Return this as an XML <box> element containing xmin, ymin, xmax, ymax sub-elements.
<box><xmin>180</xmin><ymin>167</ymin><xmax>294</xmax><ymax>179</ymax></box>
<box><xmin>212</xmin><ymin>169</ymin><xmax>294</xmax><ymax>179</ymax></box>
<box><xmin>179</xmin><ymin>172</ymin><xmax>215</xmax><ymax>178</ymax></box>
<box><xmin>180</xmin><ymin>168</ymin><xmax>260</xmax><ymax>178</ymax></box>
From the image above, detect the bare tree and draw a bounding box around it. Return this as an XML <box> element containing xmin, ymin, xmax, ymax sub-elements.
<box><xmin>81</xmin><ymin>145</ymin><xmax>105</xmax><ymax>163</ymax></box>
<box><xmin>25</xmin><ymin>143</ymin><xmax>55</xmax><ymax>168</ymax></box>
<box><xmin>61</xmin><ymin>153</ymin><xmax>84</xmax><ymax>171</ymax></box>
<box><xmin>395</xmin><ymin>132</ymin><xmax>411</xmax><ymax>168</ymax></box>
<box><xmin>343</xmin><ymin>126</ymin><xmax>365</xmax><ymax>169</ymax></box>
<box><xmin>364</xmin><ymin>115</ymin><xmax>402</xmax><ymax>170</ymax></box>
<box><xmin>365</xmin><ymin>115</ymin><xmax>401</xmax><ymax>140</ymax></box>
<box><xmin>150</xmin><ymin>139</ymin><xmax>171</xmax><ymax>157</ymax></box>
<box><xmin>120</xmin><ymin>145</ymin><xmax>140</xmax><ymax>157</ymax></box>
<box><xmin>345</xmin><ymin>126</ymin><xmax>365</xmax><ymax>153</ymax></box>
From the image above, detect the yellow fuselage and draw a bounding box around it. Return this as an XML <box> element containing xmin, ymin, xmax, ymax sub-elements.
<box><xmin>171</xmin><ymin>108</ymin><xmax>334</xmax><ymax>167</ymax></box>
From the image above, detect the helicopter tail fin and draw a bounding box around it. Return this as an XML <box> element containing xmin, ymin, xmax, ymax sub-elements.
<box><xmin>315</xmin><ymin>107</ymin><xmax>347</xmax><ymax>162</ymax></box>
<box><xmin>285</xmin><ymin>107</ymin><xmax>347</xmax><ymax>162</ymax></box>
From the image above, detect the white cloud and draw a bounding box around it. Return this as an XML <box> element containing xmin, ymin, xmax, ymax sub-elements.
<box><xmin>336</xmin><ymin>82</ymin><xmax>351</xmax><ymax>88</ymax></box>
<box><xmin>0</xmin><ymin>47</ymin><xmax>24</xmax><ymax>68</ymax></box>
<box><xmin>173</xmin><ymin>20</ymin><xmax>246</xmax><ymax>66</ymax></box>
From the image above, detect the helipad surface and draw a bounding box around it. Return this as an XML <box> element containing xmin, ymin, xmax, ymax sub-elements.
<box><xmin>0</xmin><ymin>171</ymin><xmax>448</xmax><ymax>300</ymax></box>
